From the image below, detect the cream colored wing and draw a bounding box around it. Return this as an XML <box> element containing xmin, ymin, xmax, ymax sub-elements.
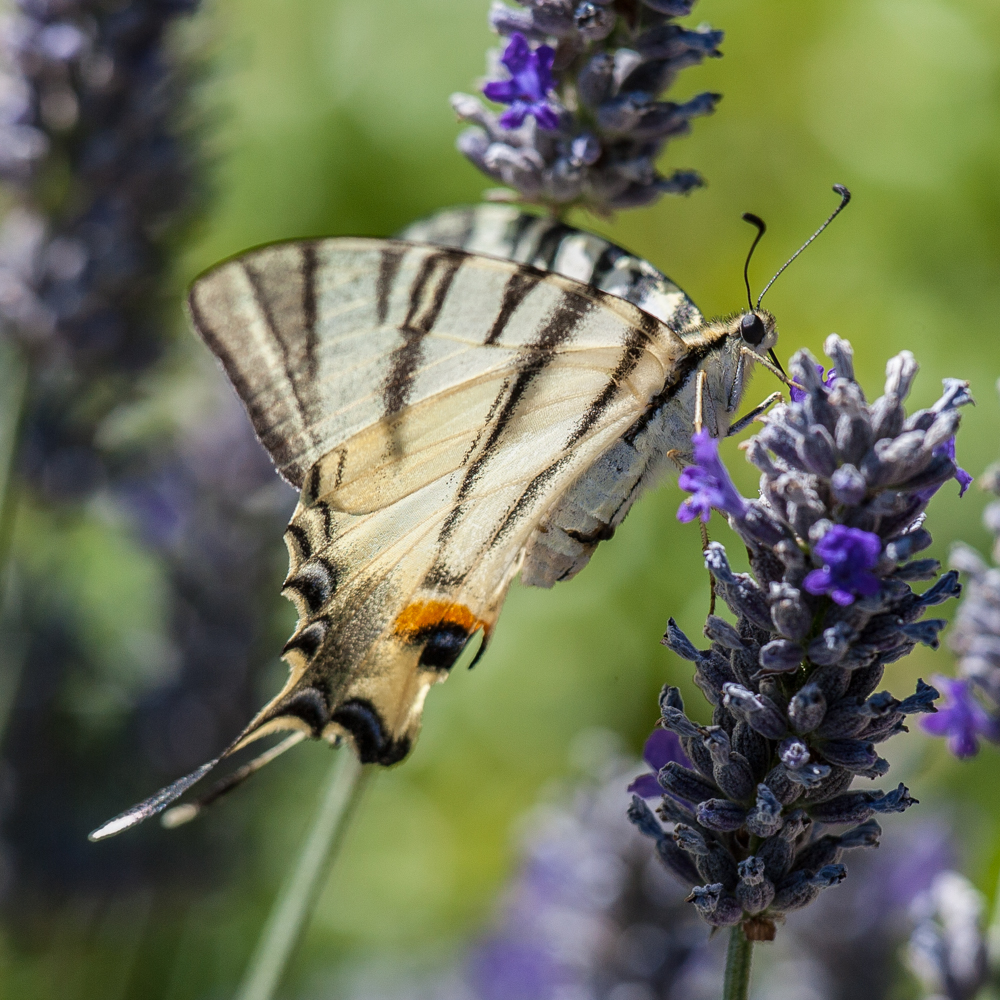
<box><xmin>88</xmin><ymin>238</ymin><xmax>693</xmax><ymax>839</ymax></box>
<box><xmin>187</xmin><ymin>240</ymin><xmax>691</xmax><ymax>766</ymax></box>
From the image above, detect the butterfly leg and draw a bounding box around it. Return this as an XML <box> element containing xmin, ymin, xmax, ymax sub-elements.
<box><xmin>727</xmin><ymin>391</ymin><xmax>783</xmax><ymax>437</ymax></box>
<box><xmin>741</xmin><ymin>345</ymin><xmax>804</xmax><ymax>394</ymax></box>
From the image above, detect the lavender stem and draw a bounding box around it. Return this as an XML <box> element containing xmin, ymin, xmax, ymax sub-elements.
<box><xmin>234</xmin><ymin>750</ymin><xmax>369</xmax><ymax>1000</ymax></box>
<box><xmin>723</xmin><ymin>924</ymin><xmax>753</xmax><ymax>1000</ymax></box>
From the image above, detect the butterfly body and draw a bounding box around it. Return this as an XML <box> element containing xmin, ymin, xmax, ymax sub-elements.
<box><xmin>89</xmin><ymin>205</ymin><xmax>778</xmax><ymax>838</ymax></box>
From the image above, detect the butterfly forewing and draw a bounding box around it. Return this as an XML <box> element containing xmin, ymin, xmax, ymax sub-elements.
<box><xmin>187</xmin><ymin>237</ymin><xmax>684</xmax><ymax>764</ymax></box>
<box><xmin>399</xmin><ymin>204</ymin><xmax>705</xmax><ymax>334</ymax></box>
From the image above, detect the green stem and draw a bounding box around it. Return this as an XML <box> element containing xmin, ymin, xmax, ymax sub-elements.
<box><xmin>723</xmin><ymin>925</ymin><xmax>753</xmax><ymax>1000</ymax></box>
<box><xmin>234</xmin><ymin>748</ymin><xmax>369</xmax><ymax>1000</ymax></box>
<box><xmin>0</xmin><ymin>340</ymin><xmax>28</xmax><ymax>585</ymax></box>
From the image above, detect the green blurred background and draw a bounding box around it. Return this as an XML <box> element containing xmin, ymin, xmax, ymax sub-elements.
<box><xmin>5</xmin><ymin>0</ymin><xmax>1000</xmax><ymax>996</ymax></box>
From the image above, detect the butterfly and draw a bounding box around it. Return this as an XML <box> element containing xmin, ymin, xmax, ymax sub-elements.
<box><xmin>90</xmin><ymin>196</ymin><xmax>850</xmax><ymax>841</ymax></box>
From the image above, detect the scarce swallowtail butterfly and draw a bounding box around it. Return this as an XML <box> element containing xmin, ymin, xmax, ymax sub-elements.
<box><xmin>90</xmin><ymin>198</ymin><xmax>843</xmax><ymax>841</ymax></box>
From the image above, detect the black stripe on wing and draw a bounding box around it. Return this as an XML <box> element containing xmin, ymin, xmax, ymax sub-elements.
<box><xmin>565</xmin><ymin>310</ymin><xmax>659</xmax><ymax>449</ymax></box>
<box><xmin>302</xmin><ymin>242</ymin><xmax>319</xmax><ymax>377</ymax></box>
<box><xmin>383</xmin><ymin>248</ymin><xmax>465</xmax><ymax>416</ymax></box>
<box><xmin>241</xmin><ymin>257</ymin><xmax>316</xmax><ymax>451</ymax></box>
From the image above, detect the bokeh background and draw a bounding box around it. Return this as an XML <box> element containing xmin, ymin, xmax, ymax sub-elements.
<box><xmin>1</xmin><ymin>0</ymin><xmax>1000</xmax><ymax>997</ymax></box>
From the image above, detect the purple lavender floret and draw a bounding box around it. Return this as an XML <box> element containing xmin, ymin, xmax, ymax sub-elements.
<box><xmin>803</xmin><ymin>525</ymin><xmax>882</xmax><ymax>606</ymax></box>
<box><xmin>632</xmin><ymin>336</ymin><xmax>970</xmax><ymax>940</ymax></box>
<box><xmin>483</xmin><ymin>33</ymin><xmax>559</xmax><ymax>130</ymax></box>
<box><xmin>789</xmin><ymin>364</ymin><xmax>836</xmax><ymax>403</ymax></box>
<box><xmin>627</xmin><ymin>726</ymin><xmax>690</xmax><ymax>797</ymax></box>
<box><xmin>677</xmin><ymin>428</ymin><xmax>748</xmax><ymax>524</ymax></box>
<box><xmin>453</xmin><ymin>0</ymin><xmax>722</xmax><ymax>212</ymax></box>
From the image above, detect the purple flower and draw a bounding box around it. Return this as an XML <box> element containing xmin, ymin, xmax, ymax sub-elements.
<box><xmin>803</xmin><ymin>524</ymin><xmax>882</xmax><ymax>606</ymax></box>
<box><xmin>937</xmin><ymin>436</ymin><xmax>973</xmax><ymax>497</ymax></box>
<box><xmin>921</xmin><ymin>676</ymin><xmax>1000</xmax><ymax>758</ymax></box>
<box><xmin>913</xmin><ymin>436</ymin><xmax>973</xmax><ymax>504</ymax></box>
<box><xmin>789</xmin><ymin>365</ymin><xmax>836</xmax><ymax>403</ymax></box>
<box><xmin>627</xmin><ymin>727</ymin><xmax>690</xmax><ymax>798</ymax></box>
<box><xmin>677</xmin><ymin>430</ymin><xmax>748</xmax><ymax>524</ymax></box>
<box><xmin>483</xmin><ymin>33</ymin><xmax>560</xmax><ymax>130</ymax></box>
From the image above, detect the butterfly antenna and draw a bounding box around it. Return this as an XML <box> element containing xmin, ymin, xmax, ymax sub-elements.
<box><xmin>756</xmin><ymin>184</ymin><xmax>851</xmax><ymax>309</ymax></box>
<box><xmin>741</xmin><ymin>213</ymin><xmax>767</xmax><ymax>311</ymax></box>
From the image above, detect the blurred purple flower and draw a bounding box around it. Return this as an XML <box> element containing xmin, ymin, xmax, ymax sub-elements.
<box><xmin>677</xmin><ymin>429</ymin><xmax>748</xmax><ymax>524</ymax></box>
<box><xmin>483</xmin><ymin>33</ymin><xmax>559</xmax><ymax>130</ymax></box>
<box><xmin>804</xmin><ymin>524</ymin><xmax>882</xmax><ymax>606</ymax></box>
<box><xmin>627</xmin><ymin>726</ymin><xmax>690</xmax><ymax>797</ymax></box>
<box><xmin>469</xmin><ymin>937</ymin><xmax>566</xmax><ymax>1000</ymax></box>
<box><xmin>789</xmin><ymin>364</ymin><xmax>836</xmax><ymax>403</ymax></box>
<box><xmin>921</xmin><ymin>675</ymin><xmax>1000</xmax><ymax>758</ymax></box>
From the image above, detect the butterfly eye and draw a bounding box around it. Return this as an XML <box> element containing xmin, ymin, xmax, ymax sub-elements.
<box><xmin>740</xmin><ymin>312</ymin><xmax>767</xmax><ymax>346</ymax></box>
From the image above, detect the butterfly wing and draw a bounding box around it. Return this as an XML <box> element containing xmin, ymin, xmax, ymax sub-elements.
<box><xmin>187</xmin><ymin>238</ymin><xmax>690</xmax><ymax>765</ymax></box>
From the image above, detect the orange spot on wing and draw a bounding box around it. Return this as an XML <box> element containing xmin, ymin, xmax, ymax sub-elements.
<box><xmin>393</xmin><ymin>600</ymin><xmax>486</xmax><ymax>639</ymax></box>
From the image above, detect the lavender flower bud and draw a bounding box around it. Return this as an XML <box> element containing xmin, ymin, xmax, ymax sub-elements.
<box><xmin>723</xmin><ymin>684</ymin><xmax>788</xmax><ymax>740</ymax></box>
<box><xmin>672</xmin><ymin>823</ymin><xmax>710</xmax><ymax>855</ymax></box>
<box><xmin>693</xmin><ymin>842</ymin><xmax>738</xmax><ymax>890</ymax></box>
<box><xmin>658</xmin><ymin>762</ymin><xmax>719</xmax><ymax>804</ymax></box>
<box><xmin>661</xmin><ymin>617</ymin><xmax>702</xmax><ymax>660</ymax></box>
<box><xmin>790</xmin><ymin>764</ymin><xmax>836</xmax><ymax>791</ymax></box>
<box><xmin>823</xmin><ymin>334</ymin><xmax>856</xmax><ymax>382</ymax></box>
<box><xmin>687</xmin><ymin>884</ymin><xmax>743</xmax><ymax>926</ymax></box>
<box><xmin>831</xmin><ymin>463</ymin><xmax>867</xmax><ymax>504</ymax></box>
<box><xmin>736</xmin><ymin>856</ymin><xmax>775</xmax><ymax>914</ymax></box>
<box><xmin>757</xmin><ymin>639</ymin><xmax>804</xmax><ymax>677</ymax></box>
<box><xmin>808</xmin><ymin>783</ymin><xmax>916</xmax><ymax>824</ymax></box>
<box><xmin>806</xmin><ymin>622</ymin><xmax>854</xmax><ymax>666</ymax></box>
<box><xmin>788</xmin><ymin>683</ymin><xmax>826</xmax><ymax>734</ymax></box>
<box><xmin>696</xmin><ymin>798</ymin><xmax>747</xmax><ymax>832</ymax></box>
<box><xmin>745</xmin><ymin>784</ymin><xmax>783</xmax><ymax>837</ymax></box>
<box><xmin>627</xmin><ymin>794</ymin><xmax>665</xmax><ymax>841</ymax></box>
<box><xmin>817</xmin><ymin>738</ymin><xmax>878</xmax><ymax>771</ymax></box>
<box><xmin>898</xmin><ymin>678</ymin><xmax>939</xmax><ymax>714</ymax></box>
<box><xmin>769</xmin><ymin>582</ymin><xmax>812</xmax><ymax>641</ymax></box>
<box><xmin>704</xmin><ymin>614</ymin><xmax>745</xmax><ymax>650</ymax></box>
<box><xmin>655</xmin><ymin>836</ymin><xmax>701</xmax><ymax>885</ymax></box>
<box><xmin>771</xmin><ymin>865</ymin><xmax>847</xmax><ymax>913</ymax></box>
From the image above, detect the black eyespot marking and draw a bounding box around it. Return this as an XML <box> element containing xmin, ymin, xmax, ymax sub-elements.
<box><xmin>331</xmin><ymin>698</ymin><xmax>410</xmax><ymax>765</ymax></box>
<box><xmin>741</xmin><ymin>312</ymin><xmax>767</xmax><ymax>346</ymax></box>
<box><xmin>277</xmin><ymin>686</ymin><xmax>329</xmax><ymax>734</ymax></box>
<box><xmin>285</xmin><ymin>559</ymin><xmax>338</xmax><ymax>613</ymax></box>
<box><xmin>282</xmin><ymin>618</ymin><xmax>329</xmax><ymax>660</ymax></box>
<box><xmin>417</xmin><ymin>624</ymin><xmax>473</xmax><ymax>672</ymax></box>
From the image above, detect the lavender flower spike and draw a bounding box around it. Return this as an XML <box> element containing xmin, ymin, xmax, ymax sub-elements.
<box><xmin>454</xmin><ymin>0</ymin><xmax>723</xmax><ymax>212</ymax></box>
<box><xmin>483</xmin><ymin>33</ymin><xmax>559</xmax><ymax>130</ymax></box>
<box><xmin>677</xmin><ymin>429</ymin><xmax>748</xmax><ymax>523</ymax></box>
<box><xmin>924</xmin><ymin>381</ymin><xmax>1000</xmax><ymax>759</ymax></box>
<box><xmin>630</xmin><ymin>336</ymin><xmax>970</xmax><ymax>941</ymax></box>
